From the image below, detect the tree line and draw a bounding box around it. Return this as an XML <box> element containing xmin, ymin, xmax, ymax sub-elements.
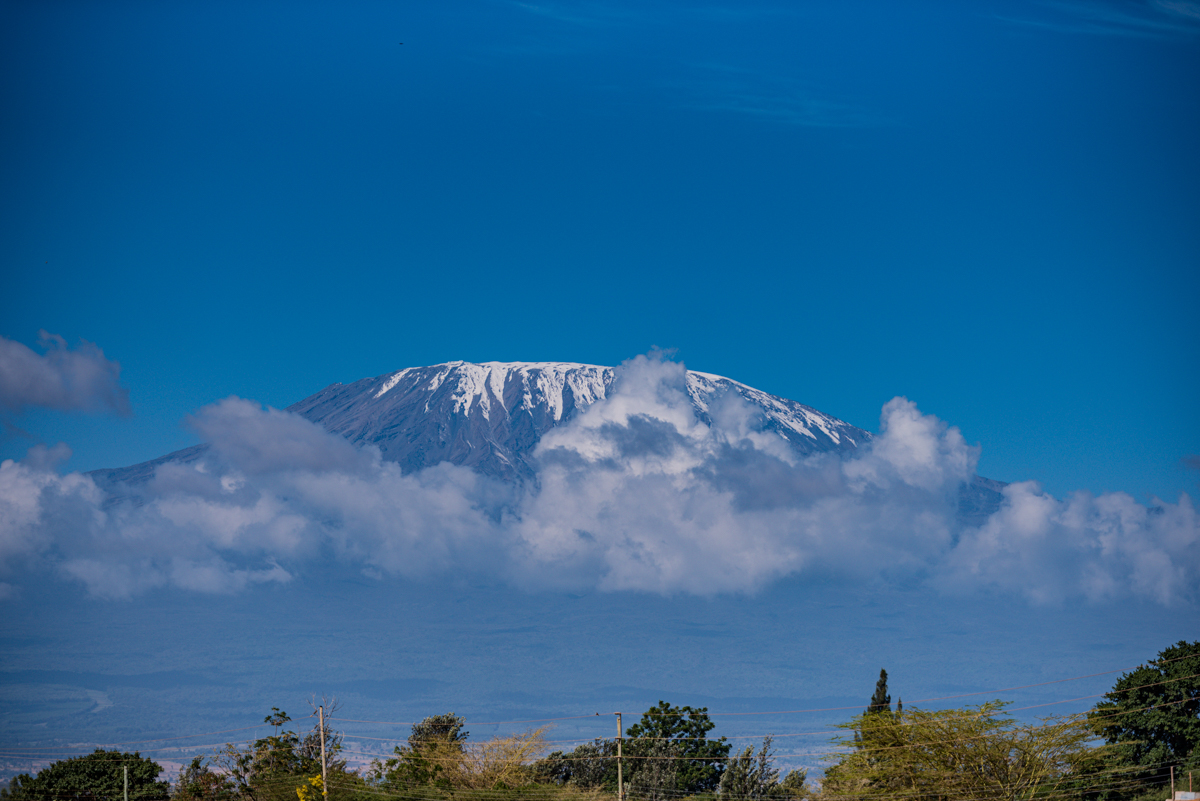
<box><xmin>3</xmin><ymin>640</ymin><xmax>1197</xmax><ymax>801</ymax></box>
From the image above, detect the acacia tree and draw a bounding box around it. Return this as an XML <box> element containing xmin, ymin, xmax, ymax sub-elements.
<box><xmin>822</xmin><ymin>701</ymin><xmax>1093</xmax><ymax>801</ymax></box>
<box><xmin>0</xmin><ymin>750</ymin><xmax>169</xmax><ymax>801</ymax></box>
<box><xmin>447</xmin><ymin>727</ymin><xmax>548</xmax><ymax>790</ymax></box>
<box><xmin>370</xmin><ymin>713</ymin><xmax>548</xmax><ymax>793</ymax></box>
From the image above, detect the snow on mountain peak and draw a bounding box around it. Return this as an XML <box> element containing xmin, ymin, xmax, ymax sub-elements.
<box><xmin>281</xmin><ymin>360</ymin><xmax>869</xmax><ymax>481</ymax></box>
<box><xmin>93</xmin><ymin>360</ymin><xmax>870</xmax><ymax>487</ymax></box>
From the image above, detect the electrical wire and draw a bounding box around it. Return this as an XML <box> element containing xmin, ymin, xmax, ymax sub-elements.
<box><xmin>328</xmin><ymin>651</ymin><xmax>1199</xmax><ymax>729</ymax></box>
<box><xmin>6</xmin><ymin>655</ymin><xmax>1195</xmax><ymax>800</ymax></box>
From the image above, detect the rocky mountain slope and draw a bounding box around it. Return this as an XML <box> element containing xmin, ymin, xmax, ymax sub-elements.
<box><xmin>286</xmin><ymin>361</ymin><xmax>868</xmax><ymax>480</ymax></box>
<box><xmin>94</xmin><ymin>361</ymin><xmax>870</xmax><ymax>483</ymax></box>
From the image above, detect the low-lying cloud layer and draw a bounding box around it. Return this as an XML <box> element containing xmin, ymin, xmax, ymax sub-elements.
<box><xmin>0</xmin><ymin>357</ymin><xmax>1196</xmax><ymax>604</ymax></box>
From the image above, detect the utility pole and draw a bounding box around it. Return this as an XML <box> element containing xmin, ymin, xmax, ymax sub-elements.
<box><xmin>615</xmin><ymin>712</ymin><xmax>624</xmax><ymax>801</ymax></box>
<box><xmin>318</xmin><ymin>705</ymin><xmax>329</xmax><ymax>801</ymax></box>
<box><xmin>123</xmin><ymin>765</ymin><xmax>128</xmax><ymax>801</ymax></box>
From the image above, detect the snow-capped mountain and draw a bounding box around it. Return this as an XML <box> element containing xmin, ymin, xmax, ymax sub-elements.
<box><xmin>90</xmin><ymin>360</ymin><xmax>1003</xmax><ymax>518</ymax></box>
<box><xmin>286</xmin><ymin>361</ymin><xmax>868</xmax><ymax>480</ymax></box>
<box><xmin>92</xmin><ymin>361</ymin><xmax>870</xmax><ymax>485</ymax></box>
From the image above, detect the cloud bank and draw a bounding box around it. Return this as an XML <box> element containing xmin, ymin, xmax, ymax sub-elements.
<box><xmin>0</xmin><ymin>356</ymin><xmax>1195</xmax><ymax>603</ymax></box>
<box><xmin>0</xmin><ymin>331</ymin><xmax>130</xmax><ymax>415</ymax></box>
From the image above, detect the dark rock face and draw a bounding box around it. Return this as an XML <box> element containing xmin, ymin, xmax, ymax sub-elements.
<box><xmin>957</xmin><ymin>474</ymin><xmax>1009</xmax><ymax>527</ymax></box>
<box><xmin>89</xmin><ymin>360</ymin><xmax>1002</xmax><ymax>517</ymax></box>
<box><xmin>283</xmin><ymin>362</ymin><xmax>614</xmax><ymax>480</ymax></box>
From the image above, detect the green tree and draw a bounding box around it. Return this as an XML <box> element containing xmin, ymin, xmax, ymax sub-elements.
<box><xmin>173</xmin><ymin>756</ymin><xmax>239</xmax><ymax>801</ymax></box>
<box><xmin>533</xmin><ymin>739</ymin><xmax>617</xmax><ymax>789</ymax></box>
<box><xmin>822</xmin><ymin>701</ymin><xmax>1093</xmax><ymax>801</ymax></box>
<box><xmin>866</xmin><ymin>670</ymin><xmax>891</xmax><ymax>716</ymax></box>
<box><xmin>405</xmin><ymin>714</ymin><xmax>468</xmax><ymax>749</ymax></box>
<box><xmin>772</xmin><ymin>768</ymin><xmax>810</xmax><ymax>801</ymax></box>
<box><xmin>0</xmin><ymin>750</ymin><xmax>168</xmax><ymax>801</ymax></box>
<box><xmin>628</xmin><ymin>739</ymin><xmax>678</xmax><ymax>801</ymax></box>
<box><xmin>211</xmin><ymin>708</ymin><xmax>345</xmax><ymax>801</ymax></box>
<box><xmin>368</xmin><ymin>713</ymin><xmax>468</xmax><ymax>791</ymax></box>
<box><xmin>625</xmin><ymin>701</ymin><xmax>730</xmax><ymax>794</ymax></box>
<box><xmin>1086</xmin><ymin>639</ymin><xmax>1200</xmax><ymax>799</ymax></box>
<box><xmin>717</xmin><ymin>736</ymin><xmax>809</xmax><ymax>801</ymax></box>
<box><xmin>719</xmin><ymin>736</ymin><xmax>778</xmax><ymax>801</ymax></box>
<box><xmin>852</xmin><ymin>669</ymin><xmax>896</xmax><ymax>759</ymax></box>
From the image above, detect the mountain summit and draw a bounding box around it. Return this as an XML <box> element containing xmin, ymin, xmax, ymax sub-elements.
<box><xmin>90</xmin><ymin>360</ymin><xmax>1002</xmax><ymax>519</ymax></box>
<box><xmin>92</xmin><ymin>361</ymin><xmax>872</xmax><ymax>486</ymax></box>
<box><xmin>287</xmin><ymin>361</ymin><xmax>869</xmax><ymax>480</ymax></box>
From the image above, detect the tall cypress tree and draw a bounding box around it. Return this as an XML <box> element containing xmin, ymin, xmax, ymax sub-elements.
<box><xmin>868</xmin><ymin>669</ymin><xmax>891</xmax><ymax>715</ymax></box>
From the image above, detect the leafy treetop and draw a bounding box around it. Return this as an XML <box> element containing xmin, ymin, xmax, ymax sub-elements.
<box><xmin>0</xmin><ymin>750</ymin><xmax>168</xmax><ymax>801</ymax></box>
<box><xmin>407</xmin><ymin>714</ymin><xmax>468</xmax><ymax>752</ymax></box>
<box><xmin>625</xmin><ymin>700</ymin><xmax>730</xmax><ymax>793</ymax></box>
<box><xmin>867</xmin><ymin>669</ymin><xmax>891</xmax><ymax>715</ymax></box>
<box><xmin>1089</xmin><ymin>639</ymin><xmax>1200</xmax><ymax>787</ymax></box>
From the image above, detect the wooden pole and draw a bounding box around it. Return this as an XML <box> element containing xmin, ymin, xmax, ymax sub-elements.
<box><xmin>319</xmin><ymin>705</ymin><xmax>329</xmax><ymax>801</ymax></box>
<box><xmin>616</xmin><ymin>713</ymin><xmax>623</xmax><ymax>801</ymax></box>
<box><xmin>123</xmin><ymin>765</ymin><xmax>128</xmax><ymax>801</ymax></box>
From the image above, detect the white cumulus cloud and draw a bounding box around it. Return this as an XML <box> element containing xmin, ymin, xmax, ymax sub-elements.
<box><xmin>0</xmin><ymin>356</ymin><xmax>1196</xmax><ymax>604</ymax></box>
<box><xmin>0</xmin><ymin>331</ymin><xmax>130</xmax><ymax>415</ymax></box>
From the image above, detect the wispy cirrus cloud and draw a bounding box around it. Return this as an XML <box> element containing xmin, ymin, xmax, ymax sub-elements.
<box><xmin>669</xmin><ymin>64</ymin><xmax>888</xmax><ymax>128</ymax></box>
<box><xmin>504</xmin><ymin>0</ymin><xmax>792</xmax><ymax>27</ymax></box>
<box><xmin>998</xmin><ymin>0</ymin><xmax>1200</xmax><ymax>37</ymax></box>
<box><xmin>496</xmin><ymin>1</ymin><xmax>881</xmax><ymax>128</ymax></box>
<box><xmin>1157</xmin><ymin>0</ymin><xmax>1200</xmax><ymax>19</ymax></box>
<box><xmin>503</xmin><ymin>0</ymin><xmax>651</xmax><ymax>27</ymax></box>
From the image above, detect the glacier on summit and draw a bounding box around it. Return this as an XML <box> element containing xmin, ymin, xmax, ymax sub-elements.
<box><xmin>94</xmin><ymin>360</ymin><xmax>871</xmax><ymax>485</ymax></box>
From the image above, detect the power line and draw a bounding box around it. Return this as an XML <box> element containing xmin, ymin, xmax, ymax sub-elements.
<box><xmin>324</xmin><ymin>670</ymin><xmax>1198</xmax><ymax>752</ymax></box>
<box><xmin>332</xmin><ymin>713</ymin><xmax>603</xmax><ymax>727</ymax></box>
<box><xmin>329</xmin><ymin>654</ymin><xmax>1196</xmax><ymax>729</ymax></box>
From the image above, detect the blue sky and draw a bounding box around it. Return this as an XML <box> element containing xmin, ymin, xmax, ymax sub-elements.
<box><xmin>2</xmin><ymin>0</ymin><xmax>1197</xmax><ymax>502</ymax></box>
